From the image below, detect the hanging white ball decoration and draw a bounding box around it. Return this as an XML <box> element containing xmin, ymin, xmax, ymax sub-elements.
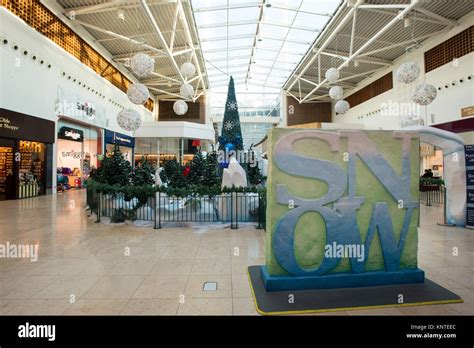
<box><xmin>130</xmin><ymin>53</ymin><xmax>155</xmax><ymax>78</ymax></box>
<box><xmin>325</xmin><ymin>68</ymin><xmax>340</xmax><ymax>83</ymax></box>
<box><xmin>117</xmin><ymin>108</ymin><xmax>142</xmax><ymax>132</ymax></box>
<box><xmin>335</xmin><ymin>100</ymin><xmax>350</xmax><ymax>114</ymax></box>
<box><xmin>412</xmin><ymin>83</ymin><xmax>437</xmax><ymax>105</ymax></box>
<box><xmin>396</xmin><ymin>62</ymin><xmax>420</xmax><ymax>84</ymax></box>
<box><xmin>180</xmin><ymin>62</ymin><xmax>196</xmax><ymax>79</ymax></box>
<box><xmin>329</xmin><ymin>86</ymin><xmax>344</xmax><ymax>100</ymax></box>
<box><xmin>127</xmin><ymin>83</ymin><xmax>149</xmax><ymax>105</ymax></box>
<box><xmin>180</xmin><ymin>83</ymin><xmax>194</xmax><ymax>99</ymax></box>
<box><xmin>173</xmin><ymin>100</ymin><xmax>188</xmax><ymax>115</ymax></box>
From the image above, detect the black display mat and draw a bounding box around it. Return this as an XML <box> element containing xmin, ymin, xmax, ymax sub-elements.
<box><xmin>248</xmin><ymin>265</ymin><xmax>463</xmax><ymax>315</ymax></box>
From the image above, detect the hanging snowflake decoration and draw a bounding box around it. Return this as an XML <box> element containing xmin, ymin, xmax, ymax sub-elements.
<box><xmin>329</xmin><ymin>86</ymin><xmax>344</xmax><ymax>100</ymax></box>
<box><xmin>335</xmin><ymin>100</ymin><xmax>350</xmax><ymax>114</ymax></box>
<box><xmin>127</xmin><ymin>83</ymin><xmax>149</xmax><ymax>105</ymax></box>
<box><xmin>130</xmin><ymin>53</ymin><xmax>155</xmax><ymax>78</ymax></box>
<box><xmin>412</xmin><ymin>83</ymin><xmax>437</xmax><ymax>105</ymax></box>
<box><xmin>227</xmin><ymin>101</ymin><xmax>238</xmax><ymax>111</ymax></box>
<box><xmin>325</xmin><ymin>68</ymin><xmax>340</xmax><ymax>83</ymax></box>
<box><xmin>180</xmin><ymin>62</ymin><xmax>196</xmax><ymax>79</ymax></box>
<box><xmin>224</xmin><ymin>120</ymin><xmax>234</xmax><ymax>131</ymax></box>
<box><xmin>173</xmin><ymin>100</ymin><xmax>188</xmax><ymax>115</ymax></box>
<box><xmin>180</xmin><ymin>83</ymin><xmax>194</xmax><ymax>99</ymax></box>
<box><xmin>396</xmin><ymin>62</ymin><xmax>420</xmax><ymax>84</ymax></box>
<box><xmin>117</xmin><ymin>108</ymin><xmax>142</xmax><ymax>132</ymax></box>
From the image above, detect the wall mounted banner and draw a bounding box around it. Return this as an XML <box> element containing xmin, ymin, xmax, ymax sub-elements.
<box><xmin>263</xmin><ymin>129</ymin><xmax>423</xmax><ymax>291</ymax></box>
<box><xmin>465</xmin><ymin>144</ymin><xmax>474</xmax><ymax>229</ymax></box>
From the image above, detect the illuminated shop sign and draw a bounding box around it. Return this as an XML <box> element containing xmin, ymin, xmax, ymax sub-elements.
<box><xmin>0</xmin><ymin>109</ymin><xmax>55</xmax><ymax>143</ymax></box>
<box><xmin>105</xmin><ymin>130</ymin><xmax>135</xmax><ymax>148</ymax></box>
<box><xmin>58</xmin><ymin>127</ymin><xmax>84</xmax><ymax>142</ymax></box>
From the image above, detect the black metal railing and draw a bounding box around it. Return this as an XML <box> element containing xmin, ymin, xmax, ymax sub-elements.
<box><xmin>87</xmin><ymin>189</ymin><xmax>266</xmax><ymax>230</ymax></box>
<box><xmin>420</xmin><ymin>183</ymin><xmax>445</xmax><ymax>206</ymax></box>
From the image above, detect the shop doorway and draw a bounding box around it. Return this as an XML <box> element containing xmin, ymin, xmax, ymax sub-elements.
<box><xmin>0</xmin><ymin>144</ymin><xmax>14</xmax><ymax>201</ymax></box>
<box><xmin>57</xmin><ymin>118</ymin><xmax>102</xmax><ymax>192</ymax></box>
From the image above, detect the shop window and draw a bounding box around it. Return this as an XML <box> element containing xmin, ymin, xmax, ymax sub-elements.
<box><xmin>18</xmin><ymin>141</ymin><xmax>46</xmax><ymax>198</ymax></box>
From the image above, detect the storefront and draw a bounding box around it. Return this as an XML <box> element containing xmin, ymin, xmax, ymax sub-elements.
<box><xmin>420</xmin><ymin>142</ymin><xmax>444</xmax><ymax>179</ymax></box>
<box><xmin>0</xmin><ymin>108</ymin><xmax>55</xmax><ymax>200</ymax></box>
<box><xmin>57</xmin><ymin>118</ymin><xmax>102</xmax><ymax>190</ymax></box>
<box><xmin>104</xmin><ymin>130</ymin><xmax>135</xmax><ymax>165</ymax></box>
<box><xmin>134</xmin><ymin>137</ymin><xmax>212</xmax><ymax>167</ymax></box>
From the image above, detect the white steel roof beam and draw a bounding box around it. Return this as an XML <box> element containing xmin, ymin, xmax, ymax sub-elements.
<box><xmin>193</xmin><ymin>2</ymin><xmax>261</xmax><ymax>12</ymax></box>
<box><xmin>176</xmin><ymin>0</ymin><xmax>207</xmax><ymax>93</ymax></box>
<box><xmin>72</xmin><ymin>19</ymin><xmax>164</xmax><ymax>54</ymax></box>
<box><xmin>299</xmin><ymin>0</ymin><xmax>420</xmax><ymax>103</ymax></box>
<box><xmin>413</xmin><ymin>7</ymin><xmax>459</xmax><ymax>27</ymax></box>
<box><xmin>63</xmin><ymin>0</ymin><xmax>175</xmax><ymax>17</ymax></box>
<box><xmin>139</xmin><ymin>0</ymin><xmax>186</xmax><ymax>83</ymax></box>
<box><xmin>284</xmin><ymin>0</ymin><xmax>362</xmax><ymax>94</ymax></box>
<box><xmin>357</xmin><ymin>29</ymin><xmax>450</xmax><ymax>58</ymax></box>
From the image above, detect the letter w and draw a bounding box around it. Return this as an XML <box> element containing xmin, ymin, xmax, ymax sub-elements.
<box><xmin>363</xmin><ymin>202</ymin><xmax>417</xmax><ymax>271</ymax></box>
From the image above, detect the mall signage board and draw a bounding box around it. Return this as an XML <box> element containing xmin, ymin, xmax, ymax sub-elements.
<box><xmin>0</xmin><ymin>108</ymin><xmax>55</xmax><ymax>144</ymax></box>
<box><xmin>263</xmin><ymin>129</ymin><xmax>423</xmax><ymax>291</ymax></box>
<box><xmin>105</xmin><ymin>130</ymin><xmax>135</xmax><ymax>148</ymax></box>
<box><xmin>465</xmin><ymin>144</ymin><xmax>474</xmax><ymax>229</ymax></box>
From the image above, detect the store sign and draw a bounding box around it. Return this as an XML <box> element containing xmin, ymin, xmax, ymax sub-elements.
<box><xmin>420</xmin><ymin>143</ymin><xmax>435</xmax><ymax>157</ymax></box>
<box><xmin>461</xmin><ymin>106</ymin><xmax>474</xmax><ymax>118</ymax></box>
<box><xmin>58</xmin><ymin>127</ymin><xmax>83</xmax><ymax>142</ymax></box>
<box><xmin>465</xmin><ymin>145</ymin><xmax>474</xmax><ymax>229</ymax></box>
<box><xmin>56</xmin><ymin>86</ymin><xmax>107</xmax><ymax>128</ymax></box>
<box><xmin>105</xmin><ymin>130</ymin><xmax>135</xmax><ymax>148</ymax></box>
<box><xmin>0</xmin><ymin>117</ymin><xmax>20</xmax><ymax>132</ymax></box>
<box><xmin>0</xmin><ymin>109</ymin><xmax>55</xmax><ymax>143</ymax></box>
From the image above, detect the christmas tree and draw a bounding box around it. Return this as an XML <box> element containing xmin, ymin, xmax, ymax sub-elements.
<box><xmin>162</xmin><ymin>159</ymin><xmax>186</xmax><ymax>188</ymax></box>
<box><xmin>219</xmin><ymin>76</ymin><xmax>244</xmax><ymax>151</ymax></box>
<box><xmin>246</xmin><ymin>150</ymin><xmax>262</xmax><ymax>186</ymax></box>
<box><xmin>97</xmin><ymin>144</ymin><xmax>131</xmax><ymax>186</ymax></box>
<box><xmin>132</xmin><ymin>156</ymin><xmax>155</xmax><ymax>186</ymax></box>
<box><xmin>203</xmin><ymin>151</ymin><xmax>221</xmax><ymax>187</ymax></box>
<box><xmin>188</xmin><ymin>151</ymin><xmax>205</xmax><ymax>185</ymax></box>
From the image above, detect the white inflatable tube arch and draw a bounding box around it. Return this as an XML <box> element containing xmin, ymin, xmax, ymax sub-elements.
<box><xmin>405</xmin><ymin>126</ymin><xmax>466</xmax><ymax>226</ymax></box>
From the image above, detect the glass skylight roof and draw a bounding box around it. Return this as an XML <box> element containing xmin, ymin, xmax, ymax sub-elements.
<box><xmin>191</xmin><ymin>0</ymin><xmax>343</xmax><ymax>92</ymax></box>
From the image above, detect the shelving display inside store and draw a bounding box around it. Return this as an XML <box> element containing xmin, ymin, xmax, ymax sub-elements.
<box><xmin>0</xmin><ymin>147</ymin><xmax>14</xmax><ymax>200</ymax></box>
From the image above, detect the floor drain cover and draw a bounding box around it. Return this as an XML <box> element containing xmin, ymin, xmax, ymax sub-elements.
<box><xmin>203</xmin><ymin>282</ymin><xmax>218</xmax><ymax>291</ymax></box>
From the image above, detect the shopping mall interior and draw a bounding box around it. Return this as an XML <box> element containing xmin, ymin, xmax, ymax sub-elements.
<box><xmin>0</xmin><ymin>0</ymin><xmax>473</xmax><ymax>327</ymax></box>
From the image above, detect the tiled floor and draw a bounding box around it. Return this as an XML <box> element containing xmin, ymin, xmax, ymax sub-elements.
<box><xmin>0</xmin><ymin>190</ymin><xmax>473</xmax><ymax>315</ymax></box>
